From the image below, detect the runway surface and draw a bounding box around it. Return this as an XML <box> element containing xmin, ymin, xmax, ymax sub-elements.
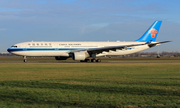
<box><xmin>1</xmin><ymin>57</ymin><xmax>180</xmax><ymax>63</ymax></box>
<box><xmin>1</xmin><ymin>61</ymin><xmax>180</xmax><ymax>63</ymax></box>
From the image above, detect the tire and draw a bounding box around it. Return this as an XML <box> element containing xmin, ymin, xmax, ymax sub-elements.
<box><xmin>96</xmin><ymin>59</ymin><xmax>101</xmax><ymax>62</ymax></box>
<box><xmin>85</xmin><ymin>59</ymin><xmax>90</xmax><ymax>62</ymax></box>
<box><xmin>91</xmin><ymin>59</ymin><xmax>96</xmax><ymax>62</ymax></box>
<box><xmin>24</xmin><ymin>59</ymin><xmax>27</xmax><ymax>63</ymax></box>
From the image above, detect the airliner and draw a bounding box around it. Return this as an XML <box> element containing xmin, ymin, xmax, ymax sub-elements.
<box><xmin>7</xmin><ymin>21</ymin><xmax>171</xmax><ymax>62</ymax></box>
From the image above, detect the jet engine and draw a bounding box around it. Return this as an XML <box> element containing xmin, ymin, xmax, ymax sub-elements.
<box><xmin>72</xmin><ymin>52</ymin><xmax>87</xmax><ymax>60</ymax></box>
<box><xmin>55</xmin><ymin>56</ymin><xmax>69</xmax><ymax>60</ymax></box>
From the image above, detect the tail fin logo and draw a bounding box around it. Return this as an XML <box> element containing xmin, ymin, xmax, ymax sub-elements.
<box><xmin>149</xmin><ymin>28</ymin><xmax>157</xmax><ymax>38</ymax></box>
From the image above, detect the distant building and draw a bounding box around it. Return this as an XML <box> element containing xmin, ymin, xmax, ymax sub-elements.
<box><xmin>0</xmin><ymin>52</ymin><xmax>8</xmax><ymax>54</ymax></box>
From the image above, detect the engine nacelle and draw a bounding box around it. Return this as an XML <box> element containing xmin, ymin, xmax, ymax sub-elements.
<box><xmin>72</xmin><ymin>52</ymin><xmax>86</xmax><ymax>60</ymax></box>
<box><xmin>55</xmin><ymin>56</ymin><xmax>69</xmax><ymax>60</ymax></box>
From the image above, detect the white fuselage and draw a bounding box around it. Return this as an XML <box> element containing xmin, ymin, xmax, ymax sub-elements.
<box><xmin>8</xmin><ymin>41</ymin><xmax>150</xmax><ymax>57</ymax></box>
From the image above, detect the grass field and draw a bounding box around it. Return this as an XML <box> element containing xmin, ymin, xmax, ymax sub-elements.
<box><xmin>0</xmin><ymin>57</ymin><xmax>180</xmax><ymax>107</ymax></box>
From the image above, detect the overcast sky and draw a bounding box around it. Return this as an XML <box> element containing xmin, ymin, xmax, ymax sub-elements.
<box><xmin>0</xmin><ymin>0</ymin><xmax>179</xmax><ymax>52</ymax></box>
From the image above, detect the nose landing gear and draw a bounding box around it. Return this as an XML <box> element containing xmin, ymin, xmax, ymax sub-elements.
<box><xmin>23</xmin><ymin>56</ymin><xmax>27</xmax><ymax>63</ymax></box>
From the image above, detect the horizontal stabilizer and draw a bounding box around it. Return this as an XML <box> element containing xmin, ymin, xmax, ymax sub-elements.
<box><xmin>148</xmin><ymin>41</ymin><xmax>172</xmax><ymax>47</ymax></box>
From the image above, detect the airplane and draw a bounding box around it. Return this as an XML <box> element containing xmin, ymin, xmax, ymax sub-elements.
<box><xmin>7</xmin><ymin>21</ymin><xmax>171</xmax><ymax>63</ymax></box>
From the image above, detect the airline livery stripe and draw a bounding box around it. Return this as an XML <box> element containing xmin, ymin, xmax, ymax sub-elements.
<box><xmin>8</xmin><ymin>47</ymin><xmax>135</xmax><ymax>53</ymax></box>
<box><xmin>8</xmin><ymin>48</ymin><xmax>93</xmax><ymax>52</ymax></box>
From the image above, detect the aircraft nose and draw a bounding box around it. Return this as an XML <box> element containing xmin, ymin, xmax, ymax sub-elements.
<box><xmin>7</xmin><ymin>48</ymin><xmax>11</xmax><ymax>52</ymax></box>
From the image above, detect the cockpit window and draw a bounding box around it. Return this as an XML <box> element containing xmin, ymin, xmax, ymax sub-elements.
<box><xmin>11</xmin><ymin>45</ymin><xmax>17</xmax><ymax>48</ymax></box>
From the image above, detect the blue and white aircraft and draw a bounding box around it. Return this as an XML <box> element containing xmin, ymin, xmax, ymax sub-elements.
<box><xmin>7</xmin><ymin>21</ymin><xmax>170</xmax><ymax>62</ymax></box>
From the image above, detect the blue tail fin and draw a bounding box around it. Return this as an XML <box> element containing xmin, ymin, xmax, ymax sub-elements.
<box><xmin>135</xmin><ymin>21</ymin><xmax>162</xmax><ymax>42</ymax></box>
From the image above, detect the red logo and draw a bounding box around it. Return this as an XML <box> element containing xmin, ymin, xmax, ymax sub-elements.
<box><xmin>149</xmin><ymin>28</ymin><xmax>157</xmax><ymax>38</ymax></box>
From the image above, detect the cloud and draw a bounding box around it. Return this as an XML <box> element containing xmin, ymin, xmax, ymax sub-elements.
<box><xmin>0</xmin><ymin>8</ymin><xmax>33</xmax><ymax>11</ymax></box>
<box><xmin>88</xmin><ymin>23</ymin><xmax>110</xmax><ymax>27</ymax></box>
<box><xmin>81</xmin><ymin>23</ymin><xmax>110</xmax><ymax>34</ymax></box>
<box><xmin>0</xmin><ymin>28</ymin><xmax>6</xmax><ymax>31</ymax></box>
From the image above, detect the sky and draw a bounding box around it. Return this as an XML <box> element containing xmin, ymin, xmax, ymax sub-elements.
<box><xmin>0</xmin><ymin>0</ymin><xmax>180</xmax><ymax>52</ymax></box>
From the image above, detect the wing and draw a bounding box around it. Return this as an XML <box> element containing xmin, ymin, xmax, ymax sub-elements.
<box><xmin>71</xmin><ymin>43</ymin><xmax>145</xmax><ymax>54</ymax></box>
<box><xmin>70</xmin><ymin>41</ymin><xmax>171</xmax><ymax>54</ymax></box>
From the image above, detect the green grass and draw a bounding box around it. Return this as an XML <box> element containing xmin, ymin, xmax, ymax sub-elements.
<box><xmin>0</xmin><ymin>58</ymin><xmax>180</xmax><ymax>107</ymax></box>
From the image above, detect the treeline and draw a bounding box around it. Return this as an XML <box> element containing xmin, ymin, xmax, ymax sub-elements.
<box><xmin>1</xmin><ymin>51</ymin><xmax>180</xmax><ymax>57</ymax></box>
<box><xmin>126</xmin><ymin>51</ymin><xmax>180</xmax><ymax>57</ymax></box>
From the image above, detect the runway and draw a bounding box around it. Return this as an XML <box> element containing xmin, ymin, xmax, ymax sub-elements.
<box><xmin>1</xmin><ymin>61</ymin><xmax>180</xmax><ymax>64</ymax></box>
<box><xmin>1</xmin><ymin>57</ymin><xmax>180</xmax><ymax>63</ymax></box>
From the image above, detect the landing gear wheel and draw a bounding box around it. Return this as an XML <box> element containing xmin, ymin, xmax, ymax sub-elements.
<box><xmin>91</xmin><ymin>59</ymin><xmax>96</xmax><ymax>62</ymax></box>
<box><xmin>85</xmin><ymin>59</ymin><xmax>90</xmax><ymax>62</ymax></box>
<box><xmin>23</xmin><ymin>56</ymin><xmax>27</xmax><ymax>63</ymax></box>
<box><xmin>24</xmin><ymin>59</ymin><xmax>27</xmax><ymax>63</ymax></box>
<box><xmin>96</xmin><ymin>59</ymin><xmax>101</xmax><ymax>62</ymax></box>
<box><xmin>80</xmin><ymin>59</ymin><xmax>90</xmax><ymax>62</ymax></box>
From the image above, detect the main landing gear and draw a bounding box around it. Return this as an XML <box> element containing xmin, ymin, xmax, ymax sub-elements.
<box><xmin>80</xmin><ymin>59</ymin><xmax>101</xmax><ymax>63</ymax></box>
<box><xmin>91</xmin><ymin>59</ymin><xmax>101</xmax><ymax>62</ymax></box>
<box><xmin>23</xmin><ymin>56</ymin><xmax>27</xmax><ymax>63</ymax></box>
<box><xmin>80</xmin><ymin>53</ymin><xmax>101</xmax><ymax>63</ymax></box>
